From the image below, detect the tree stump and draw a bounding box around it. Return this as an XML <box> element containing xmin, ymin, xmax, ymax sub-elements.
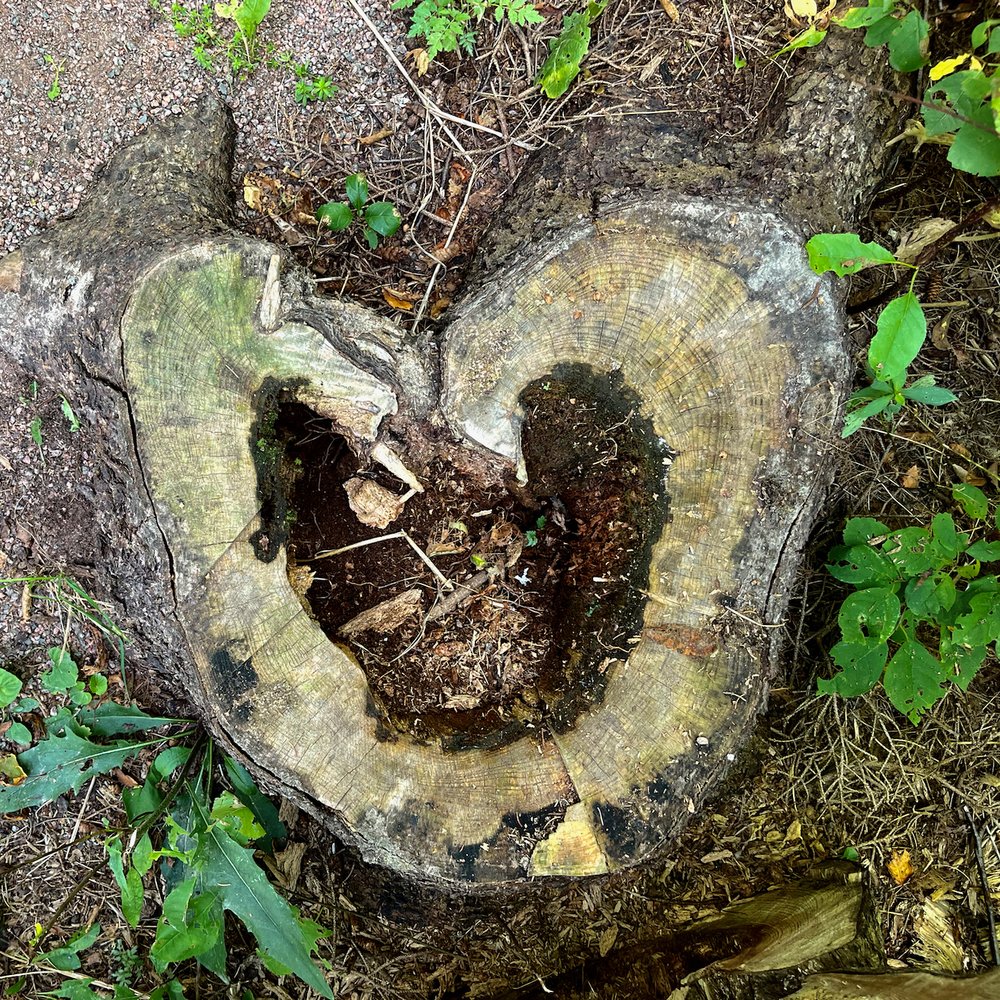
<box><xmin>0</xmin><ymin>34</ymin><xmax>898</xmax><ymax>884</ymax></box>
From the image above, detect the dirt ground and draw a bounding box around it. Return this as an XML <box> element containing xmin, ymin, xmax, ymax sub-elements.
<box><xmin>2</xmin><ymin>1</ymin><xmax>999</xmax><ymax>998</ymax></box>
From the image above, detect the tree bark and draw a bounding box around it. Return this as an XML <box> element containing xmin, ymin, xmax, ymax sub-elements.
<box><xmin>0</xmin><ymin>33</ymin><xmax>900</xmax><ymax>885</ymax></box>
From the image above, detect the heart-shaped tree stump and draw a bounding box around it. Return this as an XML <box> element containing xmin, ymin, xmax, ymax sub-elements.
<box><xmin>0</xmin><ymin>32</ymin><xmax>896</xmax><ymax>884</ymax></box>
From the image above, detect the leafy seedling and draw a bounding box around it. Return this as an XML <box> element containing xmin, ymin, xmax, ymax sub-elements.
<box><xmin>61</xmin><ymin>397</ymin><xmax>81</xmax><ymax>432</ymax></box>
<box><xmin>537</xmin><ymin>0</ymin><xmax>607</xmax><ymax>99</ymax></box>
<box><xmin>43</xmin><ymin>54</ymin><xmax>65</xmax><ymax>100</ymax></box>
<box><xmin>317</xmin><ymin>173</ymin><xmax>402</xmax><ymax>249</ymax></box>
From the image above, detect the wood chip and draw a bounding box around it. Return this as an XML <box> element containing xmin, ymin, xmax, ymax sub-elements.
<box><xmin>344</xmin><ymin>477</ymin><xmax>407</xmax><ymax>528</ymax></box>
<box><xmin>339</xmin><ymin>588</ymin><xmax>423</xmax><ymax>638</ymax></box>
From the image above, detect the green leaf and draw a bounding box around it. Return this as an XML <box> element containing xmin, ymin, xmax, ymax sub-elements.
<box><xmin>123</xmin><ymin>776</ymin><xmax>164</xmax><ymax>824</ymax></box>
<box><xmin>345</xmin><ymin>173</ymin><xmax>369</xmax><ymax>210</ymax></box>
<box><xmin>774</xmin><ymin>26</ymin><xmax>827</xmax><ymax>56</ymax></box>
<box><xmin>30</xmin><ymin>416</ymin><xmax>43</xmax><ymax>451</ymax></box>
<box><xmin>818</xmin><ymin>640</ymin><xmax>888</xmax><ymax>698</ymax></box>
<box><xmin>971</xmin><ymin>19</ymin><xmax>1000</xmax><ymax>48</ymax></box>
<box><xmin>902</xmin><ymin>383</ymin><xmax>957</xmax><ymax>405</ymax></box>
<box><xmin>0</xmin><ymin>667</ymin><xmax>22</xmax><ymax>708</ymax></box>
<box><xmin>966</xmin><ymin>539</ymin><xmax>1000</xmax><ymax>561</ymax></box>
<box><xmin>843</xmin><ymin>517</ymin><xmax>890</xmax><ymax>546</ymax></box>
<box><xmin>940</xmin><ymin>635</ymin><xmax>988</xmax><ymax>691</ymax></box>
<box><xmin>77</xmin><ymin>702</ymin><xmax>182</xmax><ymax>737</ymax></box>
<box><xmin>153</xmin><ymin>745</ymin><xmax>193</xmax><ymax>781</ymax></box>
<box><xmin>904</xmin><ymin>573</ymin><xmax>955</xmax><ymax>617</ymax></box>
<box><xmin>223</xmin><ymin>755</ymin><xmax>286</xmax><ymax>851</ymax></box>
<box><xmin>316</xmin><ymin>201</ymin><xmax>353</xmax><ymax>231</ymax></box>
<box><xmin>88</xmin><ymin>674</ymin><xmax>108</xmax><ymax>695</ymax></box>
<box><xmin>42</xmin><ymin>646</ymin><xmax>79</xmax><ymax>694</ymax></box>
<box><xmin>806</xmin><ymin>232</ymin><xmax>898</xmax><ymax>276</ymax></box>
<box><xmin>868</xmin><ymin>293</ymin><xmax>926</xmax><ymax>384</ymax></box>
<box><xmin>0</xmin><ymin>714</ymin><xmax>154</xmax><ymax>813</ymax></box>
<box><xmin>5</xmin><ymin>721</ymin><xmax>32</xmax><ymax>744</ymax></box>
<box><xmin>363</xmin><ymin>227</ymin><xmax>379</xmax><ymax>250</ymax></box>
<box><xmin>883</xmin><ymin>526</ymin><xmax>936</xmax><ymax>576</ymax></box>
<box><xmin>833</xmin><ymin>1</ymin><xmax>895</xmax><ymax>30</ymax></box>
<box><xmin>48</xmin><ymin>980</ymin><xmax>101</xmax><ymax>1000</ymax></box>
<box><xmin>365</xmin><ymin>201</ymin><xmax>402</xmax><ymax>237</ymax></box>
<box><xmin>210</xmin><ymin>790</ymin><xmax>265</xmax><ymax>846</ymax></box>
<box><xmin>122</xmin><ymin>866</ymin><xmax>145</xmax><ymax>928</ymax></box>
<box><xmin>883</xmin><ymin>639</ymin><xmax>948</xmax><ymax>723</ymax></box>
<box><xmin>953</xmin><ymin>482</ymin><xmax>989</xmax><ymax>519</ymax></box>
<box><xmin>929</xmin><ymin>512</ymin><xmax>963</xmax><ymax>560</ymax></box>
<box><xmin>826</xmin><ymin>543</ymin><xmax>898</xmax><ymax>586</ymax></box>
<box><xmin>187</xmin><ymin>801</ymin><xmax>334</xmax><ymax>997</ymax></box>
<box><xmin>150</xmin><ymin>879</ymin><xmax>224</xmax><ymax>972</ymax></box>
<box><xmin>954</xmin><ymin>593</ymin><xmax>1000</xmax><ymax>646</ymax></box>
<box><xmin>949</xmin><ymin>109</ymin><xmax>1000</xmax><ymax>178</ymax></box>
<box><xmin>923</xmin><ymin>71</ymin><xmax>993</xmax><ymax>137</ymax></box>
<box><xmin>838</xmin><ymin>588</ymin><xmax>901</xmax><ymax>644</ymax></box>
<box><xmin>537</xmin><ymin>2</ymin><xmax>606</xmax><ymax>99</ymax></box>
<box><xmin>886</xmin><ymin>10</ymin><xmax>929</xmax><ymax>71</ymax></box>
<box><xmin>61</xmin><ymin>397</ymin><xmax>81</xmax><ymax>432</ymax></box>
<box><xmin>842</xmin><ymin>391</ymin><xmax>895</xmax><ymax>437</ymax></box>
<box><xmin>40</xmin><ymin>923</ymin><xmax>101</xmax><ymax>972</ymax></box>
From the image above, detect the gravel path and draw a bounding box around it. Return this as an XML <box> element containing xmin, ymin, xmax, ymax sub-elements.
<box><xmin>0</xmin><ymin>0</ymin><xmax>414</xmax><ymax>255</ymax></box>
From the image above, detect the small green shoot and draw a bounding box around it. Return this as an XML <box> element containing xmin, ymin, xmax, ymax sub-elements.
<box><xmin>806</xmin><ymin>232</ymin><xmax>956</xmax><ymax>436</ymax></box>
<box><xmin>29</xmin><ymin>416</ymin><xmax>44</xmax><ymax>459</ymax></box>
<box><xmin>317</xmin><ymin>173</ymin><xmax>402</xmax><ymax>249</ymax></box>
<box><xmin>536</xmin><ymin>0</ymin><xmax>606</xmax><ymax>99</ymax></box>
<box><xmin>43</xmin><ymin>54</ymin><xmax>65</xmax><ymax>100</ymax></box>
<box><xmin>820</xmin><ymin>487</ymin><xmax>1000</xmax><ymax>723</ymax></box>
<box><xmin>61</xmin><ymin>397</ymin><xmax>81</xmax><ymax>433</ymax></box>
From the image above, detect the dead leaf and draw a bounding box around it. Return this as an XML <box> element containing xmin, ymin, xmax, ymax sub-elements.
<box><xmin>430</xmin><ymin>297</ymin><xmax>451</xmax><ymax>319</ymax></box>
<box><xmin>895</xmin><ymin>218</ymin><xmax>955</xmax><ymax>263</ymax></box>
<box><xmin>243</xmin><ymin>184</ymin><xmax>262</xmax><ymax>213</ymax></box>
<box><xmin>442</xmin><ymin>693</ymin><xmax>484</xmax><ymax>711</ymax></box>
<box><xmin>700</xmin><ymin>849</ymin><xmax>735</xmax><ymax>863</ymax></box>
<box><xmin>787</xmin><ymin>0</ymin><xmax>818</xmax><ymax>18</ymax></box>
<box><xmin>344</xmin><ymin>477</ymin><xmax>409</xmax><ymax>528</ymax></box>
<box><xmin>930</xmin><ymin>317</ymin><xmax>951</xmax><ymax>351</ymax></box>
<box><xmin>901</xmin><ymin>464</ymin><xmax>921</xmax><ymax>489</ymax></box>
<box><xmin>658</xmin><ymin>0</ymin><xmax>679</xmax><ymax>21</ymax></box>
<box><xmin>952</xmin><ymin>464</ymin><xmax>987</xmax><ymax>486</ymax></box>
<box><xmin>0</xmin><ymin>454</ymin><xmax>11</xmax><ymax>471</ymax></box>
<box><xmin>20</xmin><ymin>585</ymin><xmax>31</xmax><ymax>622</ymax></box>
<box><xmin>411</xmin><ymin>48</ymin><xmax>430</xmax><ymax>76</ymax></box>
<box><xmin>382</xmin><ymin>287</ymin><xmax>416</xmax><ymax>311</ymax></box>
<box><xmin>598</xmin><ymin>924</ymin><xmax>619</xmax><ymax>957</ymax></box>
<box><xmin>949</xmin><ymin>442</ymin><xmax>971</xmax><ymax>459</ymax></box>
<box><xmin>784</xmin><ymin>819</ymin><xmax>802</xmax><ymax>843</ymax></box>
<box><xmin>887</xmin><ymin>849</ymin><xmax>915</xmax><ymax>885</ymax></box>
<box><xmin>0</xmin><ymin>753</ymin><xmax>26</xmax><ymax>785</ymax></box>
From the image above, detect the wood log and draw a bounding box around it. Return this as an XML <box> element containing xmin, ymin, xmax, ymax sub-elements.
<box><xmin>0</xmin><ymin>31</ymin><xmax>900</xmax><ymax>883</ymax></box>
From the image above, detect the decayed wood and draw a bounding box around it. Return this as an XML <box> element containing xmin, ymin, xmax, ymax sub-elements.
<box><xmin>0</xmin><ymin>28</ymin><xmax>900</xmax><ymax>884</ymax></box>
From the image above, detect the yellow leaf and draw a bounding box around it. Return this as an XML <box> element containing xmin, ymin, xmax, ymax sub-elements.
<box><xmin>658</xmin><ymin>0</ymin><xmax>680</xmax><ymax>21</ymax></box>
<box><xmin>791</xmin><ymin>0</ymin><xmax>818</xmax><ymax>17</ymax></box>
<box><xmin>242</xmin><ymin>178</ymin><xmax>263</xmax><ymax>213</ymax></box>
<box><xmin>0</xmin><ymin>752</ymin><xmax>26</xmax><ymax>785</ymax></box>
<box><xmin>929</xmin><ymin>55</ymin><xmax>968</xmax><ymax>81</ymax></box>
<box><xmin>382</xmin><ymin>288</ymin><xmax>415</xmax><ymax>311</ymax></box>
<box><xmin>887</xmin><ymin>849</ymin><xmax>914</xmax><ymax>885</ymax></box>
<box><xmin>598</xmin><ymin>923</ymin><xmax>618</xmax><ymax>957</ymax></box>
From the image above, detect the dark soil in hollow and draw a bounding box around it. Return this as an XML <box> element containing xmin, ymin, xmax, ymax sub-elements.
<box><xmin>274</xmin><ymin>368</ymin><xmax>671</xmax><ymax>750</ymax></box>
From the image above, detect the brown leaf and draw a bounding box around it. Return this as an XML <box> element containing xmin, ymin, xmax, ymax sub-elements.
<box><xmin>598</xmin><ymin>923</ymin><xmax>619</xmax><ymax>957</ymax></box>
<box><xmin>429</xmin><ymin>297</ymin><xmax>451</xmax><ymax>319</ymax></box>
<box><xmin>382</xmin><ymin>287</ymin><xmax>416</xmax><ymax>311</ymax></box>
<box><xmin>949</xmin><ymin>442</ymin><xmax>972</xmax><ymax>459</ymax></box>
<box><xmin>952</xmin><ymin>464</ymin><xmax>987</xmax><ymax>487</ymax></box>
<box><xmin>931</xmin><ymin>317</ymin><xmax>951</xmax><ymax>350</ymax></box>
<box><xmin>901</xmin><ymin>464</ymin><xmax>921</xmax><ymax>489</ymax></box>
<box><xmin>887</xmin><ymin>849</ymin><xmax>914</xmax><ymax>885</ymax></box>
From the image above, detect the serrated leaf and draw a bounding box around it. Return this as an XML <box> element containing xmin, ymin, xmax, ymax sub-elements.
<box><xmin>839</xmin><ymin>588</ymin><xmax>900</xmax><ymax>644</ymax></box>
<box><xmin>150</xmin><ymin>879</ymin><xmax>224</xmax><ymax>973</ymax></box>
<box><xmin>316</xmin><ymin>201</ymin><xmax>353</xmax><ymax>231</ymax></box>
<box><xmin>869</xmin><ymin>293</ymin><xmax>926</xmax><ymax>383</ymax></box>
<box><xmin>0</xmin><ymin>719</ymin><xmax>153</xmax><ymax>813</ymax></box>
<box><xmin>827</xmin><ymin>543</ymin><xmax>898</xmax><ymax>586</ymax></box>
<box><xmin>818</xmin><ymin>640</ymin><xmax>888</xmax><ymax>698</ymax></box>
<box><xmin>77</xmin><ymin>702</ymin><xmax>182</xmax><ymax>737</ymax></box>
<box><xmin>210</xmin><ymin>790</ymin><xmax>265</xmax><ymax>845</ymax></box>
<box><xmin>883</xmin><ymin>639</ymin><xmax>948</xmax><ymax>723</ymax></box>
<box><xmin>806</xmin><ymin>232</ymin><xmax>897</xmax><ymax>276</ymax></box>
<box><xmin>953</xmin><ymin>482</ymin><xmax>989</xmax><ymax>519</ymax></box>
<box><xmin>365</xmin><ymin>201</ymin><xmax>402</xmax><ymax>237</ymax></box>
<box><xmin>187</xmin><ymin>802</ymin><xmax>333</xmax><ymax>997</ymax></box>
<box><xmin>886</xmin><ymin>9</ymin><xmax>929</xmax><ymax>71</ymax></box>
<box><xmin>0</xmin><ymin>667</ymin><xmax>22</xmax><ymax>708</ymax></box>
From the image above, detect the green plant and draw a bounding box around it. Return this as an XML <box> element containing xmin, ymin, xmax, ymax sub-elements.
<box><xmin>779</xmin><ymin>3</ymin><xmax>1000</xmax><ymax>176</ymax></box>
<box><xmin>161</xmin><ymin>0</ymin><xmax>272</xmax><ymax>78</ymax></box>
<box><xmin>536</xmin><ymin>0</ymin><xmax>607</xmax><ymax>99</ymax></box>
<box><xmin>806</xmin><ymin>232</ymin><xmax>957</xmax><ymax>436</ymax></box>
<box><xmin>317</xmin><ymin>173</ymin><xmax>402</xmax><ymax>249</ymax></box>
<box><xmin>43</xmin><ymin>54</ymin><xmax>65</xmax><ymax>100</ymax></box>
<box><xmin>61</xmin><ymin>397</ymin><xmax>81</xmax><ymax>433</ymax></box>
<box><xmin>29</xmin><ymin>415</ymin><xmax>44</xmax><ymax>458</ymax></box>
<box><xmin>820</xmin><ymin>484</ymin><xmax>1000</xmax><ymax>723</ymax></box>
<box><xmin>392</xmin><ymin>0</ymin><xmax>544</xmax><ymax>63</ymax></box>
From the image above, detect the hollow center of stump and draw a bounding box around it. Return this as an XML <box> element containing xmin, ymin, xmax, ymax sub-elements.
<box><xmin>269</xmin><ymin>368</ymin><xmax>670</xmax><ymax>751</ymax></box>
